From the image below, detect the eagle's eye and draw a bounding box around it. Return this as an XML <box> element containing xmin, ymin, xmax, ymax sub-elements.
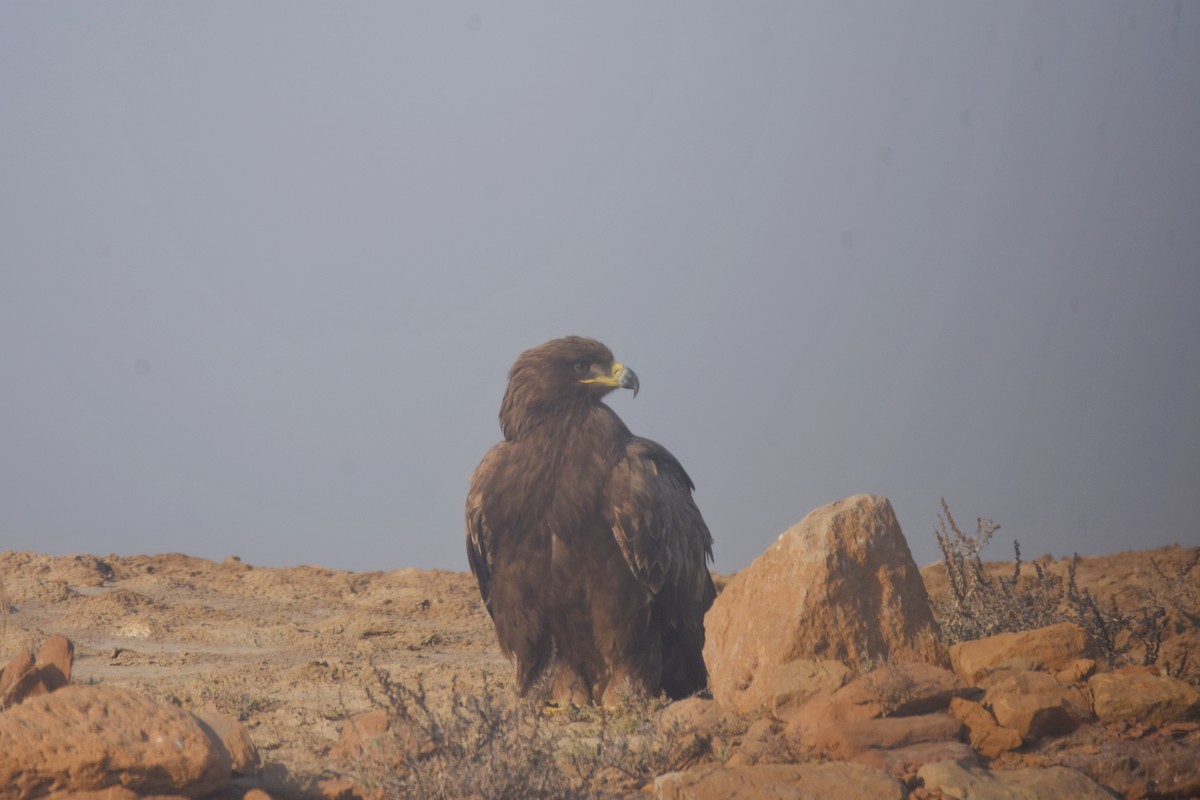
<box><xmin>573</xmin><ymin>362</ymin><xmax>590</xmax><ymax>375</ymax></box>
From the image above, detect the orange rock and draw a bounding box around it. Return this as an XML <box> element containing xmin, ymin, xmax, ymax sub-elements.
<box><xmin>837</xmin><ymin>662</ymin><xmax>969</xmax><ymax>717</ymax></box>
<box><xmin>0</xmin><ymin>685</ymin><xmax>231</xmax><ymax>797</ymax></box>
<box><xmin>314</xmin><ymin>778</ymin><xmax>360</xmax><ymax>800</ymax></box>
<box><xmin>192</xmin><ymin>708</ymin><xmax>260</xmax><ymax>773</ymax></box>
<box><xmin>813</xmin><ymin>713</ymin><xmax>964</xmax><ymax>760</ymax></box>
<box><xmin>1089</xmin><ymin>669</ymin><xmax>1200</xmax><ymax>726</ymax></box>
<box><xmin>949</xmin><ymin>623</ymin><xmax>1097</xmax><ymax>687</ymax></box>
<box><xmin>704</xmin><ymin>495</ymin><xmax>947</xmax><ymax>715</ymax></box>
<box><xmin>850</xmin><ymin>739</ymin><xmax>978</xmax><ymax>778</ymax></box>
<box><xmin>330</xmin><ymin>709</ymin><xmax>392</xmax><ymax>762</ymax></box>
<box><xmin>658</xmin><ymin>696</ymin><xmax>740</xmax><ymax>734</ymax></box>
<box><xmin>330</xmin><ymin>708</ymin><xmax>434</xmax><ymax>767</ymax></box>
<box><xmin>784</xmin><ymin>692</ymin><xmax>885</xmax><ymax>748</ymax></box>
<box><xmin>1054</xmin><ymin>658</ymin><xmax>1096</xmax><ymax>685</ymax></box>
<box><xmin>983</xmin><ymin>670</ymin><xmax>1089</xmax><ymax>741</ymax></box>
<box><xmin>35</xmin><ymin>634</ymin><xmax>74</xmax><ymax>691</ymax></box>
<box><xmin>655</xmin><ymin>761</ymin><xmax>907</xmax><ymax>800</ymax></box>
<box><xmin>919</xmin><ymin>761</ymin><xmax>1121</xmax><ymax>799</ymax></box>
<box><xmin>0</xmin><ymin>651</ymin><xmax>36</xmax><ymax>707</ymax></box>
<box><xmin>949</xmin><ymin>697</ymin><xmax>1022</xmax><ymax>758</ymax></box>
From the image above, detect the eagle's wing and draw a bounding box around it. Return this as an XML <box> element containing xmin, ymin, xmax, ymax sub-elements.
<box><xmin>605</xmin><ymin>437</ymin><xmax>714</xmax><ymax>598</ymax></box>
<box><xmin>465</xmin><ymin>445</ymin><xmax>502</xmax><ymax>618</ymax></box>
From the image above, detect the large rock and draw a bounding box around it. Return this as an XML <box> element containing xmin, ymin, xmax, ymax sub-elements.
<box><xmin>1088</xmin><ymin>668</ymin><xmax>1200</xmax><ymax>726</ymax></box>
<box><xmin>655</xmin><ymin>761</ymin><xmax>906</xmax><ymax>800</ymax></box>
<box><xmin>949</xmin><ymin>623</ymin><xmax>1095</xmax><ymax>687</ymax></box>
<box><xmin>918</xmin><ymin>761</ymin><xmax>1119</xmax><ymax>799</ymax></box>
<box><xmin>704</xmin><ymin>495</ymin><xmax>947</xmax><ymax>715</ymax></box>
<box><xmin>0</xmin><ymin>685</ymin><xmax>231</xmax><ymax>798</ymax></box>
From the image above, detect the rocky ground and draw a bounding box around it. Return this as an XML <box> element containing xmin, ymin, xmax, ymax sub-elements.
<box><xmin>1</xmin><ymin>495</ymin><xmax>1198</xmax><ymax>799</ymax></box>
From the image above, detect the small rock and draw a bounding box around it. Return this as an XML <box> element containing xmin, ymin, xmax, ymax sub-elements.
<box><xmin>330</xmin><ymin>709</ymin><xmax>393</xmax><ymax>762</ymax></box>
<box><xmin>948</xmin><ymin>697</ymin><xmax>1022</xmax><ymax>758</ymax></box>
<box><xmin>1054</xmin><ymin>658</ymin><xmax>1096</xmax><ymax>685</ymax></box>
<box><xmin>659</xmin><ymin>696</ymin><xmax>740</xmax><ymax>734</ymax></box>
<box><xmin>949</xmin><ymin>623</ymin><xmax>1096</xmax><ymax>687</ymax></box>
<box><xmin>918</xmin><ymin>761</ymin><xmax>1119</xmax><ymax>799</ymax></box>
<box><xmin>192</xmin><ymin>708</ymin><xmax>260</xmax><ymax>773</ymax></box>
<box><xmin>35</xmin><ymin>634</ymin><xmax>74</xmax><ymax>691</ymax></box>
<box><xmin>1088</xmin><ymin>668</ymin><xmax>1200</xmax><ymax>725</ymax></box>
<box><xmin>783</xmin><ymin>694</ymin><xmax>881</xmax><ymax>748</ymax></box>
<box><xmin>983</xmin><ymin>670</ymin><xmax>1089</xmax><ymax>741</ymax></box>
<box><xmin>841</xmin><ymin>662</ymin><xmax>970</xmax><ymax>717</ymax></box>
<box><xmin>655</xmin><ymin>760</ymin><xmax>906</xmax><ymax>800</ymax></box>
<box><xmin>314</xmin><ymin>778</ymin><xmax>358</xmax><ymax>800</ymax></box>
<box><xmin>784</xmin><ymin>662</ymin><xmax>970</xmax><ymax>750</ymax></box>
<box><xmin>330</xmin><ymin>709</ymin><xmax>433</xmax><ymax>765</ymax></box>
<box><xmin>851</xmin><ymin>739</ymin><xmax>978</xmax><ymax>779</ymax></box>
<box><xmin>0</xmin><ymin>651</ymin><xmax>37</xmax><ymax>707</ymax></box>
<box><xmin>767</xmin><ymin>659</ymin><xmax>852</xmax><ymax>715</ymax></box>
<box><xmin>814</xmin><ymin>713</ymin><xmax>964</xmax><ymax>760</ymax></box>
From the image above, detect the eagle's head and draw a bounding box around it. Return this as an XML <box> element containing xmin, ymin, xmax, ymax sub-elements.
<box><xmin>499</xmin><ymin>336</ymin><xmax>639</xmax><ymax>440</ymax></box>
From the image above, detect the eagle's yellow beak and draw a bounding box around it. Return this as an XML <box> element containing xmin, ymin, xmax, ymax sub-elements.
<box><xmin>581</xmin><ymin>362</ymin><xmax>640</xmax><ymax>397</ymax></box>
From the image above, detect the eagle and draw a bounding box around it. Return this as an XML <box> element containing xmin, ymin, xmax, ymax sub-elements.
<box><xmin>466</xmin><ymin>336</ymin><xmax>716</xmax><ymax>706</ymax></box>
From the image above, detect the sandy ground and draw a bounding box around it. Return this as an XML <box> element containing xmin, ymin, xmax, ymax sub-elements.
<box><xmin>1</xmin><ymin>543</ymin><xmax>1196</xmax><ymax>793</ymax></box>
<box><xmin>1</xmin><ymin>551</ymin><xmax>510</xmax><ymax>791</ymax></box>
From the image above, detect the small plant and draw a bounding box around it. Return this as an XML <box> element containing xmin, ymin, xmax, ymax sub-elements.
<box><xmin>932</xmin><ymin>498</ymin><xmax>1065</xmax><ymax>644</ymax></box>
<box><xmin>348</xmin><ymin>665</ymin><xmax>710</xmax><ymax>799</ymax></box>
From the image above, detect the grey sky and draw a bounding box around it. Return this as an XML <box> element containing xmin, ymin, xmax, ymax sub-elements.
<box><xmin>2</xmin><ymin>2</ymin><xmax>1197</xmax><ymax>574</ymax></box>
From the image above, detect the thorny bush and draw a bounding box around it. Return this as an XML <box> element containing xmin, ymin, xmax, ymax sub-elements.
<box><xmin>932</xmin><ymin>498</ymin><xmax>1192</xmax><ymax>677</ymax></box>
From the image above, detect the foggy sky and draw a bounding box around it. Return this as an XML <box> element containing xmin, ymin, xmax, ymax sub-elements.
<box><xmin>2</xmin><ymin>2</ymin><xmax>1197</xmax><ymax>574</ymax></box>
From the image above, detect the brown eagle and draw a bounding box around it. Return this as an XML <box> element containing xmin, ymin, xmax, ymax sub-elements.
<box><xmin>466</xmin><ymin>336</ymin><xmax>716</xmax><ymax>705</ymax></box>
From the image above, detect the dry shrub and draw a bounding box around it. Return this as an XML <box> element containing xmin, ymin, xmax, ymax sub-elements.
<box><xmin>348</xmin><ymin>665</ymin><xmax>707</xmax><ymax>799</ymax></box>
<box><xmin>559</xmin><ymin>682</ymin><xmax>711</xmax><ymax>791</ymax></box>
<box><xmin>1151</xmin><ymin>550</ymin><xmax>1200</xmax><ymax>625</ymax></box>
<box><xmin>931</xmin><ymin>499</ymin><xmax>1175</xmax><ymax>673</ymax></box>
<box><xmin>933</xmin><ymin>498</ymin><xmax>1065</xmax><ymax>643</ymax></box>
